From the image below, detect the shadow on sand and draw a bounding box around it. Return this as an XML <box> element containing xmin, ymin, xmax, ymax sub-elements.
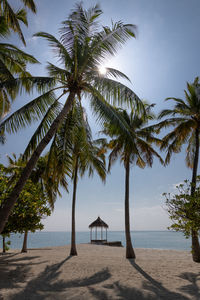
<box><xmin>1</xmin><ymin>254</ymin><xmax>200</xmax><ymax>299</ymax></box>
<box><xmin>0</xmin><ymin>254</ymin><xmax>45</xmax><ymax>291</ymax></box>
<box><xmin>7</xmin><ymin>255</ymin><xmax>111</xmax><ymax>299</ymax></box>
<box><xmin>178</xmin><ymin>272</ymin><xmax>200</xmax><ymax>300</ymax></box>
<box><xmin>89</xmin><ymin>260</ymin><xmax>200</xmax><ymax>300</ymax></box>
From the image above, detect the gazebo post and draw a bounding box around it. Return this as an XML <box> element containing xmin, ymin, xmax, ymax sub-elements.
<box><xmin>90</xmin><ymin>228</ymin><xmax>92</xmax><ymax>243</ymax></box>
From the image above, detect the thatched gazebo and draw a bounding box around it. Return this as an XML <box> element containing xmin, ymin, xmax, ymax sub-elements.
<box><xmin>89</xmin><ymin>216</ymin><xmax>108</xmax><ymax>243</ymax></box>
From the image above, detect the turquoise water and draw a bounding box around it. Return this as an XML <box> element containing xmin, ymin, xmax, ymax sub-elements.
<box><xmin>0</xmin><ymin>231</ymin><xmax>192</xmax><ymax>251</ymax></box>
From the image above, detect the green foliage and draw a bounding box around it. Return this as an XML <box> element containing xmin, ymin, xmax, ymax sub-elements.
<box><xmin>49</xmin><ymin>101</ymin><xmax>106</xmax><ymax>184</ymax></box>
<box><xmin>0</xmin><ymin>0</ymin><xmax>39</xmax><ymax>119</ymax></box>
<box><xmin>4</xmin><ymin>153</ymin><xmax>61</xmax><ymax>209</ymax></box>
<box><xmin>0</xmin><ymin>0</ymin><xmax>36</xmax><ymax>44</ymax></box>
<box><xmin>5</xmin><ymin>239</ymin><xmax>10</xmax><ymax>251</ymax></box>
<box><xmin>163</xmin><ymin>178</ymin><xmax>200</xmax><ymax>237</ymax></box>
<box><xmin>1</xmin><ymin>235</ymin><xmax>11</xmax><ymax>252</ymax></box>
<box><xmin>0</xmin><ymin>163</ymin><xmax>51</xmax><ymax>238</ymax></box>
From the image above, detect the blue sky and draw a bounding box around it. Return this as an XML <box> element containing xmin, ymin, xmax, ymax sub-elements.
<box><xmin>1</xmin><ymin>0</ymin><xmax>200</xmax><ymax>231</ymax></box>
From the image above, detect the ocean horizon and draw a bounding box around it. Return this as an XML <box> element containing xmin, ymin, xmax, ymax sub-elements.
<box><xmin>0</xmin><ymin>230</ymin><xmax>192</xmax><ymax>251</ymax></box>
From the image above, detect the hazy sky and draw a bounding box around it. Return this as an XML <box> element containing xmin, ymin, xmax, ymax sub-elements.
<box><xmin>1</xmin><ymin>0</ymin><xmax>200</xmax><ymax>231</ymax></box>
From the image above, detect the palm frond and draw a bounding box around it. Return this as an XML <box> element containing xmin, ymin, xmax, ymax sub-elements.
<box><xmin>91</xmin><ymin>21</ymin><xmax>136</xmax><ymax>61</ymax></box>
<box><xmin>21</xmin><ymin>0</ymin><xmax>37</xmax><ymax>13</ymax></box>
<box><xmin>1</xmin><ymin>0</ymin><xmax>26</xmax><ymax>44</ymax></box>
<box><xmin>97</xmin><ymin>67</ymin><xmax>131</xmax><ymax>82</ymax></box>
<box><xmin>46</xmin><ymin>63</ymin><xmax>70</xmax><ymax>81</ymax></box>
<box><xmin>0</xmin><ymin>43</ymin><xmax>39</xmax><ymax>64</ymax></box>
<box><xmin>136</xmin><ymin>137</ymin><xmax>164</xmax><ymax>166</ymax></box>
<box><xmin>23</xmin><ymin>101</ymin><xmax>63</xmax><ymax>160</ymax></box>
<box><xmin>86</xmin><ymin>77</ymin><xmax>143</xmax><ymax>111</ymax></box>
<box><xmin>0</xmin><ymin>90</ymin><xmax>58</xmax><ymax>135</ymax></box>
<box><xmin>0</xmin><ymin>16</ymin><xmax>10</xmax><ymax>37</ymax></box>
<box><xmin>60</xmin><ymin>4</ymin><xmax>102</xmax><ymax>55</ymax></box>
<box><xmin>0</xmin><ymin>77</ymin><xmax>58</xmax><ymax>96</ymax></box>
<box><xmin>88</xmin><ymin>87</ymin><xmax>132</xmax><ymax>140</ymax></box>
<box><xmin>33</xmin><ymin>32</ymin><xmax>72</xmax><ymax>67</ymax></box>
<box><xmin>161</xmin><ymin>119</ymin><xmax>195</xmax><ymax>151</ymax></box>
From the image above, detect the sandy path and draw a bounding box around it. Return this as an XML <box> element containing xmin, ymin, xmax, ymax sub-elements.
<box><xmin>0</xmin><ymin>244</ymin><xmax>200</xmax><ymax>299</ymax></box>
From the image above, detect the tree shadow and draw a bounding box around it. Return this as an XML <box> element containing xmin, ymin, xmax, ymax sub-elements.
<box><xmin>0</xmin><ymin>255</ymin><xmax>47</xmax><ymax>266</ymax></box>
<box><xmin>0</xmin><ymin>255</ymin><xmax>47</xmax><ymax>291</ymax></box>
<box><xmin>89</xmin><ymin>278</ymin><xmax>191</xmax><ymax>300</ymax></box>
<box><xmin>90</xmin><ymin>281</ymin><xmax>162</xmax><ymax>300</ymax></box>
<box><xmin>1</xmin><ymin>255</ymin><xmax>40</xmax><ymax>262</ymax></box>
<box><xmin>10</xmin><ymin>256</ymin><xmax>111</xmax><ymax>299</ymax></box>
<box><xmin>3</xmin><ymin>254</ymin><xmax>199</xmax><ymax>300</ymax></box>
<box><xmin>178</xmin><ymin>272</ymin><xmax>200</xmax><ymax>300</ymax></box>
<box><xmin>0</xmin><ymin>264</ymin><xmax>31</xmax><ymax>290</ymax></box>
<box><xmin>0</xmin><ymin>252</ymin><xmax>20</xmax><ymax>259</ymax></box>
<box><xmin>127</xmin><ymin>260</ymin><xmax>190</xmax><ymax>300</ymax></box>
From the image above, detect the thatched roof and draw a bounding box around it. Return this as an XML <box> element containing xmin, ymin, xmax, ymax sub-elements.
<box><xmin>89</xmin><ymin>216</ymin><xmax>108</xmax><ymax>228</ymax></box>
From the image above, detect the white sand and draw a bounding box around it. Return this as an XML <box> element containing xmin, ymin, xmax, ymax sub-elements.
<box><xmin>0</xmin><ymin>244</ymin><xmax>200</xmax><ymax>299</ymax></box>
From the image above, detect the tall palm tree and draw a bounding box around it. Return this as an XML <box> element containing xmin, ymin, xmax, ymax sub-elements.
<box><xmin>103</xmin><ymin>106</ymin><xmax>163</xmax><ymax>258</ymax></box>
<box><xmin>49</xmin><ymin>102</ymin><xmax>106</xmax><ymax>256</ymax></box>
<box><xmin>0</xmin><ymin>3</ymin><xmax>142</xmax><ymax>233</ymax></box>
<box><xmin>158</xmin><ymin>77</ymin><xmax>200</xmax><ymax>262</ymax></box>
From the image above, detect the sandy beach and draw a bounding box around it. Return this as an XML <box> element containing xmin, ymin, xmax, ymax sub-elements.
<box><xmin>0</xmin><ymin>244</ymin><xmax>200</xmax><ymax>300</ymax></box>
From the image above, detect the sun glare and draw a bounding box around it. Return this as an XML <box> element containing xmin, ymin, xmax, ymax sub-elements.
<box><xmin>98</xmin><ymin>66</ymin><xmax>107</xmax><ymax>75</ymax></box>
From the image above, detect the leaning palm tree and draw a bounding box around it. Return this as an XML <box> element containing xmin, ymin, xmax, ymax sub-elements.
<box><xmin>103</xmin><ymin>106</ymin><xmax>163</xmax><ymax>259</ymax></box>
<box><xmin>158</xmin><ymin>77</ymin><xmax>200</xmax><ymax>262</ymax></box>
<box><xmin>0</xmin><ymin>3</ymin><xmax>143</xmax><ymax>233</ymax></box>
<box><xmin>49</xmin><ymin>102</ymin><xmax>106</xmax><ymax>256</ymax></box>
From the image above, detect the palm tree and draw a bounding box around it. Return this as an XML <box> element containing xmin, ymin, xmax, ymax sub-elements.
<box><xmin>158</xmin><ymin>77</ymin><xmax>200</xmax><ymax>262</ymax></box>
<box><xmin>0</xmin><ymin>3</ymin><xmax>142</xmax><ymax>233</ymax></box>
<box><xmin>103</xmin><ymin>106</ymin><xmax>163</xmax><ymax>258</ymax></box>
<box><xmin>49</xmin><ymin>102</ymin><xmax>106</xmax><ymax>256</ymax></box>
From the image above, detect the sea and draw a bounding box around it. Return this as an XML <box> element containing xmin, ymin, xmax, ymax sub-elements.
<box><xmin>0</xmin><ymin>231</ymin><xmax>192</xmax><ymax>251</ymax></box>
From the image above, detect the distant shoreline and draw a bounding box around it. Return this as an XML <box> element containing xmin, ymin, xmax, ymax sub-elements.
<box><xmin>0</xmin><ymin>244</ymin><xmax>190</xmax><ymax>253</ymax></box>
<box><xmin>0</xmin><ymin>231</ymin><xmax>191</xmax><ymax>251</ymax></box>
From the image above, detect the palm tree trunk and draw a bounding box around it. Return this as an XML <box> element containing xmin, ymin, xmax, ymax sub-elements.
<box><xmin>21</xmin><ymin>231</ymin><xmax>28</xmax><ymax>253</ymax></box>
<box><xmin>2</xmin><ymin>236</ymin><xmax>6</xmax><ymax>253</ymax></box>
<box><xmin>0</xmin><ymin>92</ymin><xmax>75</xmax><ymax>234</ymax></box>
<box><xmin>124</xmin><ymin>158</ymin><xmax>136</xmax><ymax>259</ymax></box>
<box><xmin>70</xmin><ymin>157</ymin><xmax>78</xmax><ymax>256</ymax></box>
<box><xmin>191</xmin><ymin>128</ymin><xmax>200</xmax><ymax>262</ymax></box>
